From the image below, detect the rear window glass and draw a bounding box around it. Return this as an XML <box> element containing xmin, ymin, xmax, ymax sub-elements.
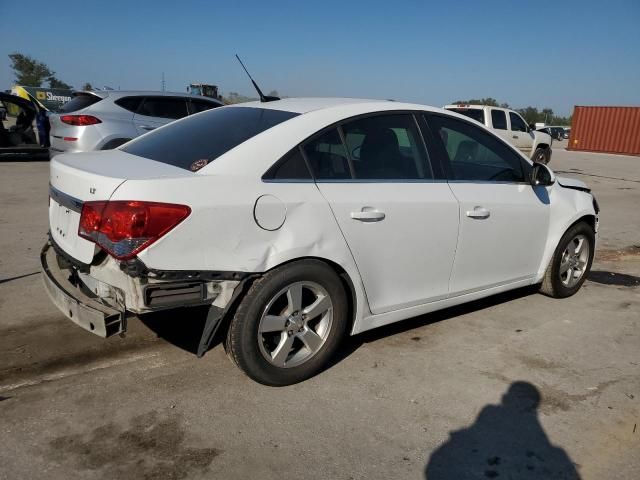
<box><xmin>448</xmin><ymin>108</ymin><xmax>485</xmax><ymax>124</ymax></box>
<box><xmin>190</xmin><ymin>99</ymin><xmax>220</xmax><ymax>113</ymax></box>
<box><xmin>122</xmin><ymin>107</ymin><xmax>299</xmax><ymax>170</ymax></box>
<box><xmin>59</xmin><ymin>94</ymin><xmax>102</xmax><ymax>113</ymax></box>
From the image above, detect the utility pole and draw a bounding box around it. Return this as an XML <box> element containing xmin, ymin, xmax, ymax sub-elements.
<box><xmin>161</xmin><ymin>72</ymin><xmax>166</xmax><ymax>92</ymax></box>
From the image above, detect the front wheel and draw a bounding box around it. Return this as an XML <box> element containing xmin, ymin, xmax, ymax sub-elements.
<box><xmin>540</xmin><ymin>221</ymin><xmax>595</xmax><ymax>298</ymax></box>
<box><xmin>225</xmin><ymin>260</ymin><xmax>348</xmax><ymax>386</ymax></box>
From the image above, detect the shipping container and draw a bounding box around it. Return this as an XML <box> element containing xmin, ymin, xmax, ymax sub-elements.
<box><xmin>567</xmin><ymin>106</ymin><xmax>640</xmax><ymax>156</ymax></box>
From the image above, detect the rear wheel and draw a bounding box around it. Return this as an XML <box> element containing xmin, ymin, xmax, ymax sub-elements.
<box><xmin>225</xmin><ymin>260</ymin><xmax>348</xmax><ymax>386</ymax></box>
<box><xmin>540</xmin><ymin>221</ymin><xmax>595</xmax><ymax>298</ymax></box>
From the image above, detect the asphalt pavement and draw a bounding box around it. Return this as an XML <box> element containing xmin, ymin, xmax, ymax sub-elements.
<box><xmin>0</xmin><ymin>144</ymin><xmax>638</xmax><ymax>479</ymax></box>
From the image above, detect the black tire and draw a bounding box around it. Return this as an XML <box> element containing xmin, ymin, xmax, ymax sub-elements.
<box><xmin>225</xmin><ymin>259</ymin><xmax>348</xmax><ymax>386</ymax></box>
<box><xmin>540</xmin><ymin>221</ymin><xmax>595</xmax><ymax>298</ymax></box>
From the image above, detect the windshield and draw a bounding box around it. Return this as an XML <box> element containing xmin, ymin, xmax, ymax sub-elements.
<box><xmin>121</xmin><ymin>106</ymin><xmax>299</xmax><ymax>170</ymax></box>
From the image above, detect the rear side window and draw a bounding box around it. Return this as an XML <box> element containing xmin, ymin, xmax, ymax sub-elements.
<box><xmin>138</xmin><ymin>97</ymin><xmax>188</xmax><ymax>119</ymax></box>
<box><xmin>59</xmin><ymin>94</ymin><xmax>102</xmax><ymax>113</ymax></box>
<box><xmin>342</xmin><ymin>114</ymin><xmax>430</xmax><ymax>180</ymax></box>
<box><xmin>448</xmin><ymin>108</ymin><xmax>485</xmax><ymax>124</ymax></box>
<box><xmin>491</xmin><ymin>109</ymin><xmax>507</xmax><ymax>129</ymax></box>
<box><xmin>263</xmin><ymin>148</ymin><xmax>312</xmax><ymax>180</ymax></box>
<box><xmin>122</xmin><ymin>107</ymin><xmax>299</xmax><ymax>170</ymax></box>
<box><xmin>115</xmin><ymin>96</ymin><xmax>143</xmax><ymax>113</ymax></box>
<box><xmin>190</xmin><ymin>99</ymin><xmax>220</xmax><ymax>114</ymax></box>
<box><xmin>303</xmin><ymin>129</ymin><xmax>351</xmax><ymax>180</ymax></box>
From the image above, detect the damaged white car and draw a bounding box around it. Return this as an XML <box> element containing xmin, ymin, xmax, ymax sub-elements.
<box><xmin>42</xmin><ymin>98</ymin><xmax>599</xmax><ymax>385</ymax></box>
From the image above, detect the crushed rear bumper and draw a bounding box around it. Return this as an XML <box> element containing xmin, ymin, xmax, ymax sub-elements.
<box><xmin>41</xmin><ymin>242</ymin><xmax>126</xmax><ymax>337</ymax></box>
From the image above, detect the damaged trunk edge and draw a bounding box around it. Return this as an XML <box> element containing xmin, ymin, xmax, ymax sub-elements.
<box><xmin>42</xmin><ymin>238</ymin><xmax>253</xmax><ymax>356</ymax></box>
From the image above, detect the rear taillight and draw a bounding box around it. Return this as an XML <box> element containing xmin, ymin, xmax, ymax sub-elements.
<box><xmin>78</xmin><ymin>201</ymin><xmax>191</xmax><ymax>260</ymax></box>
<box><xmin>60</xmin><ymin>115</ymin><xmax>102</xmax><ymax>126</ymax></box>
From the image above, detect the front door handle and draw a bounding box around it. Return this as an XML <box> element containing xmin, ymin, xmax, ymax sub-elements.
<box><xmin>351</xmin><ymin>209</ymin><xmax>386</xmax><ymax>222</ymax></box>
<box><xmin>512</xmin><ymin>135</ymin><xmax>519</xmax><ymax>139</ymax></box>
<box><xmin>466</xmin><ymin>207</ymin><xmax>490</xmax><ymax>219</ymax></box>
<box><xmin>139</xmin><ymin>125</ymin><xmax>156</xmax><ymax>131</ymax></box>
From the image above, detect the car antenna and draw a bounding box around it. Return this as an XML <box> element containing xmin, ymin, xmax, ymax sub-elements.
<box><xmin>235</xmin><ymin>54</ymin><xmax>280</xmax><ymax>102</ymax></box>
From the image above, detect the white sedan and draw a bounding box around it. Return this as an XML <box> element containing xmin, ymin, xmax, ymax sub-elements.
<box><xmin>42</xmin><ymin>98</ymin><xmax>599</xmax><ymax>385</ymax></box>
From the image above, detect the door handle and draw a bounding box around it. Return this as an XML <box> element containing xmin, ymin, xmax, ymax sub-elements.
<box><xmin>466</xmin><ymin>207</ymin><xmax>490</xmax><ymax>219</ymax></box>
<box><xmin>351</xmin><ymin>209</ymin><xmax>386</xmax><ymax>222</ymax></box>
<box><xmin>139</xmin><ymin>125</ymin><xmax>156</xmax><ymax>131</ymax></box>
<box><xmin>512</xmin><ymin>135</ymin><xmax>519</xmax><ymax>139</ymax></box>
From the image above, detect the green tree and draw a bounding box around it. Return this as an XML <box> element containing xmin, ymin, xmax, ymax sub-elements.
<box><xmin>48</xmin><ymin>76</ymin><xmax>73</xmax><ymax>90</ymax></box>
<box><xmin>453</xmin><ymin>98</ymin><xmax>500</xmax><ymax>107</ymax></box>
<box><xmin>8</xmin><ymin>52</ymin><xmax>53</xmax><ymax>86</ymax></box>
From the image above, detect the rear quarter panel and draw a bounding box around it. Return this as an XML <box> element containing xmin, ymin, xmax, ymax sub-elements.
<box><xmin>110</xmin><ymin>174</ymin><xmax>370</xmax><ymax>321</ymax></box>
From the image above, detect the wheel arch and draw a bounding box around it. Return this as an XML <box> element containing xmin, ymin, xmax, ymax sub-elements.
<box><xmin>217</xmin><ymin>255</ymin><xmax>362</xmax><ymax>344</ymax></box>
<box><xmin>535</xmin><ymin>212</ymin><xmax>596</xmax><ymax>282</ymax></box>
<box><xmin>266</xmin><ymin>256</ymin><xmax>359</xmax><ymax>335</ymax></box>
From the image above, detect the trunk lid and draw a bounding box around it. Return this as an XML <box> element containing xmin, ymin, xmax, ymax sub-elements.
<box><xmin>49</xmin><ymin>150</ymin><xmax>192</xmax><ymax>263</ymax></box>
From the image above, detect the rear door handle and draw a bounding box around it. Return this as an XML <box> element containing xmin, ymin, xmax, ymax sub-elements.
<box><xmin>466</xmin><ymin>207</ymin><xmax>490</xmax><ymax>219</ymax></box>
<box><xmin>139</xmin><ymin>125</ymin><xmax>156</xmax><ymax>131</ymax></box>
<box><xmin>351</xmin><ymin>209</ymin><xmax>386</xmax><ymax>222</ymax></box>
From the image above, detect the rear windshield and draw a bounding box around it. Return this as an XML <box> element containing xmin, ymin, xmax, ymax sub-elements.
<box><xmin>59</xmin><ymin>94</ymin><xmax>102</xmax><ymax>113</ymax></box>
<box><xmin>448</xmin><ymin>108</ymin><xmax>485</xmax><ymax>124</ymax></box>
<box><xmin>121</xmin><ymin>107</ymin><xmax>299</xmax><ymax>170</ymax></box>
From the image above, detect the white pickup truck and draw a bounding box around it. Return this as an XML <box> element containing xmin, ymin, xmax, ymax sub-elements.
<box><xmin>444</xmin><ymin>104</ymin><xmax>552</xmax><ymax>164</ymax></box>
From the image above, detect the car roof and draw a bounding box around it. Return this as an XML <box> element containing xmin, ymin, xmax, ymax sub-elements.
<box><xmin>230</xmin><ymin>97</ymin><xmax>435</xmax><ymax>114</ymax></box>
<box><xmin>77</xmin><ymin>90</ymin><xmax>221</xmax><ymax>103</ymax></box>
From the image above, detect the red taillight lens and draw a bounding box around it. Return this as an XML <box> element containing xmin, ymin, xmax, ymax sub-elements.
<box><xmin>78</xmin><ymin>201</ymin><xmax>191</xmax><ymax>260</ymax></box>
<box><xmin>60</xmin><ymin>115</ymin><xmax>102</xmax><ymax>126</ymax></box>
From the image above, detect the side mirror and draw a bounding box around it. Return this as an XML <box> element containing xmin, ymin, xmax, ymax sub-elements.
<box><xmin>528</xmin><ymin>123</ymin><xmax>536</xmax><ymax>131</ymax></box>
<box><xmin>530</xmin><ymin>162</ymin><xmax>555</xmax><ymax>186</ymax></box>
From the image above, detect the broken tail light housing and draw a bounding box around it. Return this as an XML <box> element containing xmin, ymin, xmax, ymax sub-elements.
<box><xmin>60</xmin><ymin>115</ymin><xmax>102</xmax><ymax>126</ymax></box>
<box><xmin>78</xmin><ymin>201</ymin><xmax>191</xmax><ymax>260</ymax></box>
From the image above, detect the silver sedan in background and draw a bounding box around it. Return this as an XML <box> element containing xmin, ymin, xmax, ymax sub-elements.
<box><xmin>49</xmin><ymin>90</ymin><xmax>223</xmax><ymax>157</ymax></box>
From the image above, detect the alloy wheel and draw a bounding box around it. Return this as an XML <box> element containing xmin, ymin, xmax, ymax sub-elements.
<box><xmin>257</xmin><ymin>281</ymin><xmax>333</xmax><ymax>368</ymax></box>
<box><xmin>559</xmin><ymin>234</ymin><xmax>590</xmax><ymax>287</ymax></box>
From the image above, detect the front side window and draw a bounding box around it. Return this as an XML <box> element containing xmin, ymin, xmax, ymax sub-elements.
<box><xmin>138</xmin><ymin>97</ymin><xmax>188</xmax><ymax>119</ymax></box>
<box><xmin>341</xmin><ymin>114</ymin><xmax>430</xmax><ymax>180</ymax></box>
<box><xmin>427</xmin><ymin>114</ymin><xmax>527</xmax><ymax>182</ymax></box>
<box><xmin>491</xmin><ymin>109</ymin><xmax>507</xmax><ymax>130</ymax></box>
<box><xmin>122</xmin><ymin>107</ymin><xmax>299</xmax><ymax>170</ymax></box>
<box><xmin>509</xmin><ymin>112</ymin><xmax>528</xmax><ymax>132</ymax></box>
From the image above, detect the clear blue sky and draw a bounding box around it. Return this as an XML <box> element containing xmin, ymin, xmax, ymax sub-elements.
<box><xmin>1</xmin><ymin>0</ymin><xmax>638</xmax><ymax>116</ymax></box>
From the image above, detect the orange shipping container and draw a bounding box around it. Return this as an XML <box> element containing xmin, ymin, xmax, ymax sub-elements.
<box><xmin>567</xmin><ymin>106</ymin><xmax>640</xmax><ymax>156</ymax></box>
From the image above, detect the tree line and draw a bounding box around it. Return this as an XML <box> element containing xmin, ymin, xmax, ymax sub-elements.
<box><xmin>453</xmin><ymin>98</ymin><xmax>572</xmax><ymax>126</ymax></box>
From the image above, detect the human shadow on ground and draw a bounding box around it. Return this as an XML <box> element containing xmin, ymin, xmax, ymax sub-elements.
<box><xmin>424</xmin><ymin>382</ymin><xmax>581</xmax><ymax>479</ymax></box>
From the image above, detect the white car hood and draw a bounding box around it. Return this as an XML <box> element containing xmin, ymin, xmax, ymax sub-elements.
<box><xmin>556</xmin><ymin>175</ymin><xmax>590</xmax><ymax>192</ymax></box>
